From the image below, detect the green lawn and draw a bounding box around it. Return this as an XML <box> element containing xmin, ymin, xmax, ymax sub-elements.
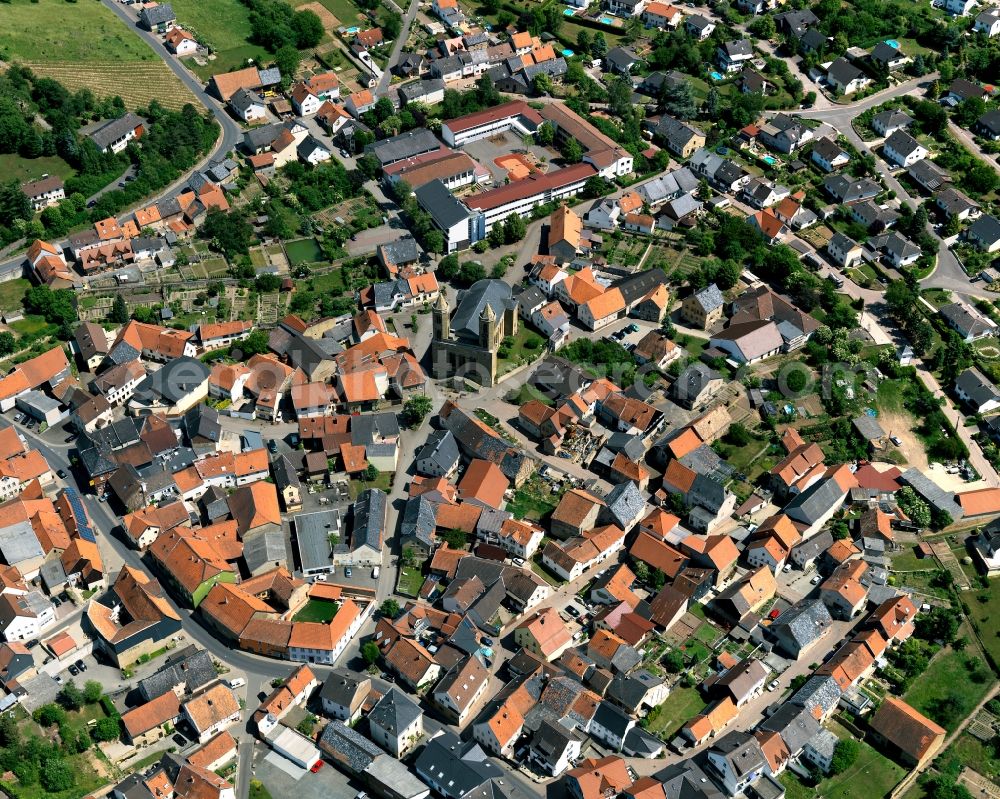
<box><xmin>0</xmin><ymin>279</ymin><xmax>31</xmax><ymax>313</ymax></box>
<box><xmin>0</xmin><ymin>154</ymin><xmax>76</xmax><ymax>185</ymax></box>
<box><xmin>167</xmin><ymin>0</ymin><xmax>258</xmax><ymax>53</ymax></box>
<box><xmin>11</xmin><ymin>315</ymin><xmax>55</xmax><ymax>338</ymax></box>
<box><xmin>308</xmin><ymin>269</ymin><xmax>347</xmax><ymax>295</ymax></box>
<box><xmin>962</xmin><ymin>584</ymin><xmax>1000</xmax><ymax>671</ymax></box>
<box><xmin>949</xmin><ymin>732</ymin><xmax>1000</xmax><ymax>781</ymax></box>
<box><xmin>0</xmin><ymin>0</ymin><xmax>155</xmax><ymax>62</ymax></box>
<box><xmin>890</xmin><ymin>546</ymin><xmax>930</xmax><ymax>573</ymax></box>
<box><xmin>904</xmin><ymin>646</ymin><xmax>994</xmax><ymax>732</ymax></box>
<box><xmin>780</xmin><ymin>735</ymin><xmax>906</xmax><ymax>799</ymax></box>
<box><xmin>498</xmin><ymin>325</ymin><xmax>546</xmax><ymax>374</ymax></box>
<box><xmin>348</xmin><ymin>470</ymin><xmax>391</xmax><ymax>500</ymax></box>
<box><xmin>642</xmin><ymin>686</ymin><xmax>707</xmax><ymax>740</ymax></box>
<box><xmin>508</xmin><ymin>476</ymin><xmax>559</xmax><ymax>521</ymax></box>
<box><xmin>293</xmin><ymin>599</ymin><xmax>339</xmax><ymax>623</ymax></box>
<box><xmin>397</xmin><ymin>566</ymin><xmax>424</xmax><ymax>597</ymax></box>
<box><xmin>188</xmin><ymin>43</ymin><xmax>270</xmax><ymax>83</ymax></box>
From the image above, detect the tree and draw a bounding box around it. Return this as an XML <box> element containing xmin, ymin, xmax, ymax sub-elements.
<box><xmin>662</xmin><ymin>81</ymin><xmax>698</xmax><ymax>120</ymax></box>
<box><xmin>273</xmin><ymin>45</ymin><xmax>301</xmax><ymax>87</ymax></box>
<box><xmin>41</xmin><ymin>759</ymin><xmax>74</xmax><ymax>792</ymax></box>
<box><xmin>441</xmin><ymin>528</ymin><xmax>467</xmax><ymax>549</ymax></box>
<box><xmin>591</xmin><ymin>32</ymin><xmax>608</xmax><ymax>58</ymax></box>
<box><xmin>362</xmin><ymin>464</ymin><xmax>379</xmax><ymax>481</ymax></box>
<box><xmin>724</xmin><ymin>423</ymin><xmax>751</xmax><ymax>446</ymax></box>
<box><xmin>829</xmin><ymin>739</ymin><xmax>860</xmax><ymax>774</ymax></box>
<box><xmin>535</xmin><ymin>122</ymin><xmax>554</xmax><ymax>147</ymax></box>
<box><xmin>361</xmin><ymin>641</ymin><xmax>381</xmax><ymax>665</ymax></box>
<box><xmin>255</xmin><ymin>273</ymin><xmax>283</xmax><ymax>293</ymax></box>
<box><xmin>916</xmin><ymin>606</ymin><xmax>959</xmax><ymax>644</ymax></box>
<box><xmin>633</xmin><ymin>560</ymin><xmax>649</xmax><ymax>583</ymax></box>
<box><xmin>532</xmin><ymin>72</ymin><xmax>553</xmax><ymax>96</ymax></box>
<box><xmin>502</xmin><ymin>212</ymin><xmax>526</xmax><ymax>244</ymax></box>
<box><xmin>663</xmin><ymin>650</ymin><xmax>684</xmax><ymax>673</ymax></box>
<box><xmin>402</xmin><ymin>394</ymin><xmax>432</xmax><ymax>426</ymax></box>
<box><xmin>92</xmin><ymin>716</ymin><xmax>121</xmax><ymax>743</ymax></box>
<box><xmin>24</xmin><ymin>285</ymin><xmax>76</xmax><ymax>326</ymax></box>
<box><xmin>705</xmin><ymin>87</ymin><xmax>722</xmax><ymax>118</ymax></box>
<box><xmin>203</xmin><ymin>209</ymin><xmax>253</xmax><ymax>259</ymax></box>
<box><xmin>292</xmin><ymin>9</ymin><xmax>324</xmax><ymax>47</ymax></box>
<box><xmin>576</xmin><ymin>30</ymin><xmax>592</xmax><ymax>53</ymax></box>
<box><xmin>0</xmin><ymin>713</ymin><xmax>18</xmax><ymax>749</ymax></box>
<box><xmin>238</xmin><ymin>329</ymin><xmax>270</xmax><ymax>357</ymax></box>
<box><xmin>896</xmin><ymin>486</ymin><xmax>931</xmax><ymax>528</ymax></box>
<box><xmin>562</xmin><ymin>137</ymin><xmax>583</xmax><ymax>163</ymax></box>
<box><xmin>34</xmin><ymin>703</ymin><xmax>66</xmax><ymax>727</ymax></box>
<box><xmin>58</xmin><ymin>681</ymin><xmax>83</xmax><ymax>711</ymax></box>
<box><xmin>82</xmin><ymin>680</ymin><xmax>103</xmax><ymax>704</ymax></box>
<box><xmin>379</xmin><ymin>598</ymin><xmax>400</xmax><ymax>618</ymax></box>
<box><xmin>109</xmin><ymin>294</ymin><xmax>129</xmax><ymax>324</ymax></box>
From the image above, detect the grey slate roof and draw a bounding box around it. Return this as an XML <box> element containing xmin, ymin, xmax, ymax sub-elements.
<box><xmin>272</xmin><ymin>454</ymin><xmax>301</xmax><ymax>493</ymax></box>
<box><xmin>319</xmin><ymin>720</ymin><xmax>382</xmax><ymax>773</ymax></box>
<box><xmin>294</xmin><ymin>508</ymin><xmax>340</xmax><ymax>572</ymax></box>
<box><xmin>242</xmin><ymin>527</ymin><xmax>288</xmax><ymax>573</ymax></box>
<box><xmin>602</xmin><ymin>480</ymin><xmax>644</xmax><ymax>530</ymax></box>
<box><xmin>318</xmin><ymin>668</ymin><xmax>369</xmax><ymax>709</ymax></box>
<box><xmin>416</xmin><ymin>429</ymin><xmax>460</xmax><ymax>475</ymax></box>
<box><xmin>956</xmin><ymin>367</ymin><xmax>1000</xmax><ymax>409</ymax></box>
<box><xmin>899</xmin><ymin>467</ymin><xmax>965</xmax><ymax>520</ymax></box>
<box><xmin>353</xmin><ymin>488</ymin><xmax>387</xmax><ymax>552</ymax></box>
<box><xmin>415</xmin><ymin>179</ymin><xmax>472</xmax><ymax>231</ymax></box>
<box><xmin>379</xmin><ymin>237</ymin><xmax>422</xmax><ymax>266</ymax></box>
<box><xmin>401</xmin><ymin>495</ymin><xmax>437</xmax><ymax>548</ymax></box>
<box><xmin>790</xmin><ymin>674</ymin><xmax>842</xmax><ymax>717</ymax></box>
<box><xmin>784</xmin><ymin>476</ymin><xmax>848</xmax><ymax>525</ymax></box>
<box><xmin>138</xmin><ymin>648</ymin><xmax>216</xmax><ymax>700</ymax></box>
<box><xmin>452</xmin><ymin>279</ymin><xmax>515</xmax><ymax>342</ymax></box>
<box><xmin>398</xmin><ymin>79</ymin><xmax>445</xmax><ymax>104</ymax></box>
<box><xmin>759</xmin><ymin>702</ymin><xmax>821</xmax><ymax>753</ymax></box>
<box><xmin>691</xmin><ymin>283</ymin><xmax>724</xmax><ymax>313</ymax></box>
<box><xmin>414</xmin><ymin>731</ymin><xmax>502</xmax><ymax>799</ymax></box>
<box><xmin>771</xmin><ymin>598</ymin><xmax>832</xmax><ymax>651</ymax></box>
<box><xmin>90</xmin><ymin>113</ymin><xmax>147</xmax><ymax>151</ymax></box>
<box><xmin>366</xmin><ymin>128</ymin><xmax>442</xmax><ymax>166</ymax></box>
<box><xmin>369</xmin><ymin>687</ymin><xmax>422</xmax><ymax>737</ymax></box>
<box><xmin>229</xmin><ymin>87</ymin><xmax>264</xmax><ymax>114</ymax></box>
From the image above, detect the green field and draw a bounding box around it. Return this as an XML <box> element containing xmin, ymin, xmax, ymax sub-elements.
<box><xmin>397</xmin><ymin>566</ymin><xmax>423</xmax><ymax>597</ymax></box>
<box><xmin>305</xmin><ymin>0</ymin><xmax>366</xmax><ymax>24</ymax></box>
<box><xmin>904</xmin><ymin>646</ymin><xmax>993</xmax><ymax>732</ymax></box>
<box><xmin>0</xmin><ymin>0</ymin><xmax>154</xmax><ymax>63</ymax></box>
<box><xmin>0</xmin><ymin>154</ymin><xmax>76</xmax><ymax>185</ymax></box>
<box><xmin>962</xmin><ymin>584</ymin><xmax>1000</xmax><ymax>670</ymax></box>
<box><xmin>780</xmin><ymin>733</ymin><xmax>906</xmax><ymax>799</ymax></box>
<box><xmin>293</xmin><ymin>598</ymin><xmax>340</xmax><ymax>622</ymax></box>
<box><xmin>0</xmin><ymin>279</ymin><xmax>32</xmax><ymax>314</ymax></box>
<box><xmin>508</xmin><ymin>476</ymin><xmax>559</xmax><ymax>521</ymax></box>
<box><xmin>167</xmin><ymin>0</ymin><xmax>257</xmax><ymax>52</ymax></box>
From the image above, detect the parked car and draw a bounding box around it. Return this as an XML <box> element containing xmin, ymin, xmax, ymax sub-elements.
<box><xmin>267</xmin><ymin>440</ymin><xmax>278</xmax><ymax>454</ymax></box>
<box><xmin>810</xmin><ymin>574</ymin><xmax>822</xmax><ymax>584</ymax></box>
<box><xmin>25</xmin><ymin>639</ymin><xmax>38</xmax><ymax>650</ymax></box>
<box><xmin>344</xmin><ymin>567</ymin><xmax>352</xmax><ymax>577</ymax></box>
<box><xmin>225</xmin><ymin>677</ymin><xmax>246</xmax><ymax>689</ymax></box>
<box><xmin>512</xmin><ymin>557</ymin><xmax>525</xmax><ymax>566</ymax></box>
<box><xmin>565</xmin><ymin>606</ymin><xmax>580</xmax><ymax>618</ymax></box>
<box><xmin>75</xmin><ymin>659</ymin><xmax>87</xmax><ymax>672</ymax></box>
<box><xmin>172</xmin><ymin>734</ymin><xmax>187</xmax><ymax>747</ymax></box>
<box><xmin>57</xmin><ymin>469</ymin><xmax>67</xmax><ymax>479</ymax></box>
<box><xmin>767</xmin><ymin>679</ymin><xmax>780</xmax><ymax>692</ymax></box>
<box><xmin>481</xmin><ymin>637</ymin><xmax>493</xmax><ymax>646</ymax></box>
<box><xmin>310</xmin><ymin>761</ymin><xmax>324</xmax><ymax>773</ymax></box>
<box><xmin>890</xmin><ymin>435</ymin><xmax>902</xmax><ymax>446</ymax></box>
<box><xmin>68</xmin><ymin>664</ymin><xmax>78</xmax><ymax>676</ymax></box>
<box><xmin>64</xmin><ymin>434</ymin><xmax>75</xmax><ymax>443</ymax></box>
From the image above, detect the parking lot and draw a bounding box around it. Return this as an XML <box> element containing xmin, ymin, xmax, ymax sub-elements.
<box><xmin>251</xmin><ymin>738</ymin><xmax>362</xmax><ymax>799</ymax></box>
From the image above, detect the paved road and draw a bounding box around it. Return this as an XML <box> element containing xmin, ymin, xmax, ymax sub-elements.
<box><xmin>375</xmin><ymin>0</ymin><xmax>421</xmax><ymax>98</ymax></box>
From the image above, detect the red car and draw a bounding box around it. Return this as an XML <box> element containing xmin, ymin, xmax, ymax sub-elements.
<box><xmin>768</xmin><ymin>608</ymin><xmax>781</xmax><ymax>620</ymax></box>
<box><xmin>310</xmin><ymin>761</ymin><xmax>324</xmax><ymax>773</ymax></box>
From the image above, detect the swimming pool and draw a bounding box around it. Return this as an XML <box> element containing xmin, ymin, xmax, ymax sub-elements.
<box><xmin>762</xmin><ymin>155</ymin><xmax>777</xmax><ymax>165</ymax></box>
<box><xmin>709</xmin><ymin>70</ymin><xmax>724</xmax><ymax>81</ymax></box>
<box><xmin>345</xmin><ymin>25</ymin><xmax>359</xmax><ymax>33</ymax></box>
<box><xmin>599</xmin><ymin>15</ymin><xmax>614</xmax><ymax>23</ymax></box>
<box><xmin>884</xmin><ymin>39</ymin><xmax>900</xmax><ymax>48</ymax></box>
<box><xmin>563</xmin><ymin>7</ymin><xmax>576</xmax><ymax>14</ymax></box>
<box><xmin>562</xmin><ymin>48</ymin><xmax>574</xmax><ymax>56</ymax></box>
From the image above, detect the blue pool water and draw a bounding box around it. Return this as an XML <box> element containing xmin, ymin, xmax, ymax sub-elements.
<box><xmin>345</xmin><ymin>25</ymin><xmax>359</xmax><ymax>33</ymax></box>
<box><xmin>600</xmin><ymin>15</ymin><xmax>614</xmax><ymax>23</ymax></box>
<box><xmin>762</xmin><ymin>155</ymin><xmax>777</xmax><ymax>165</ymax></box>
<box><xmin>562</xmin><ymin>48</ymin><xmax>574</xmax><ymax>56</ymax></box>
<box><xmin>884</xmin><ymin>38</ymin><xmax>900</xmax><ymax>48</ymax></box>
<box><xmin>709</xmin><ymin>70</ymin><xmax>724</xmax><ymax>80</ymax></box>
<box><xmin>563</xmin><ymin>7</ymin><xmax>576</xmax><ymax>14</ymax></box>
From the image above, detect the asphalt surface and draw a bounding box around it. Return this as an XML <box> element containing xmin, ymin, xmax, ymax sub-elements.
<box><xmin>375</xmin><ymin>0</ymin><xmax>422</xmax><ymax>98</ymax></box>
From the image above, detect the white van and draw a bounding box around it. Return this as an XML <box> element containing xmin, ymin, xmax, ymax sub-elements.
<box><xmin>372</xmin><ymin>567</ymin><xmax>380</xmax><ymax>579</ymax></box>
<box><xmin>225</xmin><ymin>677</ymin><xmax>246</xmax><ymax>689</ymax></box>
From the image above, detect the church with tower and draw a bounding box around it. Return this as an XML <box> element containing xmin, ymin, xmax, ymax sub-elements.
<box><xmin>431</xmin><ymin>279</ymin><xmax>518</xmax><ymax>387</ymax></box>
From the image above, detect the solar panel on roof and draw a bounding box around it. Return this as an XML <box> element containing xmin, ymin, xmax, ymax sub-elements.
<box><xmin>64</xmin><ymin>488</ymin><xmax>96</xmax><ymax>543</ymax></box>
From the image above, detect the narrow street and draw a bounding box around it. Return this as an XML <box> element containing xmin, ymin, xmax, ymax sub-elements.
<box><xmin>375</xmin><ymin>0</ymin><xmax>422</xmax><ymax>97</ymax></box>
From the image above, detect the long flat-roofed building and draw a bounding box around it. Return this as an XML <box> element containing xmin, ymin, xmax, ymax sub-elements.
<box><xmin>441</xmin><ymin>100</ymin><xmax>543</xmax><ymax>147</ymax></box>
